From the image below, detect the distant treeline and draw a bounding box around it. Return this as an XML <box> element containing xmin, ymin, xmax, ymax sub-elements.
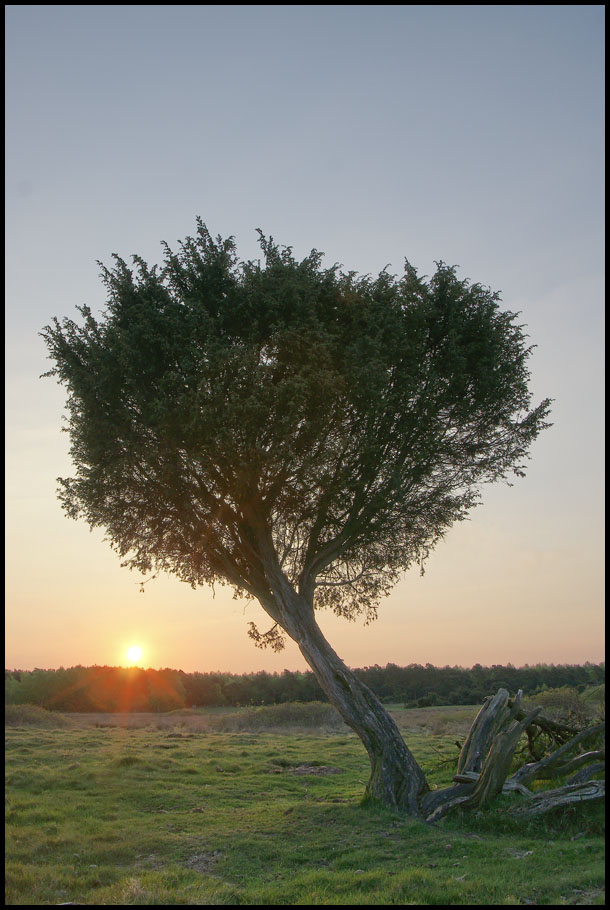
<box><xmin>4</xmin><ymin>662</ymin><xmax>604</xmax><ymax>713</ymax></box>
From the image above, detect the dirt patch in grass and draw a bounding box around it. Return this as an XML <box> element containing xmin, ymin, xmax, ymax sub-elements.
<box><xmin>561</xmin><ymin>888</ymin><xmax>605</xmax><ymax>905</ymax></box>
<box><xmin>184</xmin><ymin>851</ymin><xmax>222</xmax><ymax>873</ymax></box>
<box><xmin>288</xmin><ymin>763</ymin><xmax>343</xmax><ymax>775</ymax></box>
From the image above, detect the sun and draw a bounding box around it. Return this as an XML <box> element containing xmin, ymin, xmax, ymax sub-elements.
<box><xmin>126</xmin><ymin>644</ymin><xmax>143</xmax><ymax>666</ymax></box>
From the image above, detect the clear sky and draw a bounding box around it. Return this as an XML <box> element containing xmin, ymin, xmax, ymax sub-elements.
<box><xmin>6</xmin><ymin>5</ymin><xmax>604</xmax><ymax>674</ymax></box>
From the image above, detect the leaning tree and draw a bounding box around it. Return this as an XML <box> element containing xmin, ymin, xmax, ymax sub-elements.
<box><xmin>42</xmin><ymin>219</ymin><xmax>604</xmax><ymax>820</ymax></box>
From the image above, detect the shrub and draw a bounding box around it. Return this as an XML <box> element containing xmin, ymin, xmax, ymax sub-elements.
<box><xmin>5</xmin><ymin>704</ymin><xmax>75</xmax><ymax>728</ymax></box>
<box><xmin>208</xmin><ymin>701</ymin><xmax>347</xmax><ymax>732</ymax></box>
<box><xmin>582</xmin><ymin>683</ymin><xmax>605</xmax><ymax>721</ymax></box>
<box><xmin>524</xmin><ymin>686</ymin><xmax>601</xmax><ymax>727</ymax></box>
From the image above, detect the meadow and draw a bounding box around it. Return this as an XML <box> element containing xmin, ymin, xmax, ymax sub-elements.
<box><xmin>5</xmin><ymin>703</ymin><xmax>604</xmax><ymax>905</ymax></box>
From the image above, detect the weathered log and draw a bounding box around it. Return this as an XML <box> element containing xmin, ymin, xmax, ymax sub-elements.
<box><xmin>508</xmin><ymin>780</ymin><xmax>605</xmax><ymax>817</ymax></box>
<box><xmin>551</xmin><ymin>750</ymin><xmax>605</xmax><ymax>779</ymax></box>
<box><xmin>421</xmin><ymin>782</ymin><xmax>476</xmax><ymax>821</ymax></box>
<box><xmin>457</xmin><ymin>688</ymin><xmax>518</xmax><ymax>775</ymax></box>
<box><xmin>566</xmin><ymin>762</ymin><xmax>605</xmax><ymax>785</ymax></box>
<box><xmin>451</xmin><ymin>704</ymin><xmax>541</xmax><ymax>812</ymax></box>
<box><xmin>453</xmin><ymin>770</ymin><xmax>532</xmax><ymax>797</ymax></box>
<box><xmin>424</xmin><ymin>689</ymin><xmax>604</xmax><ymax>822</ymax></box>
<box><xmin>424</xmin><ymin>692</ymin><xmax>541</xmax><ymax>820</ymax></box>
<box><xmin>511</xmin><ymin>722</ymin><xmax>605</xmax><ymax>788</ymax></box>
<box><xmin>513</xmin><ymin>707</ymin><xmax>580</xmax><ymax>741</ymax></box>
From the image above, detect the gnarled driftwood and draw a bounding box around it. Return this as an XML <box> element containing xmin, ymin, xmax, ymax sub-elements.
<box><xmin>422</xmin><ymin>689</ymin><xmax>604</xmax><ymax>822</ymax></box>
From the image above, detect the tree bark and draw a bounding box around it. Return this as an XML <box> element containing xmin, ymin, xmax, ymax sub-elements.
<box><xmin>456</xmin><ymin>689</ymin><xmax>524</xmax><ymax>775</ymax></box>
<box><xmin>511</xmin><ymin>722</ymin><xmax>605</xmax><ymax>788</ymax></box>
<box><xmin>284</xmin><ymin>590</ymin><xmax>429</xmax><ymax>815</ymax></box>
<box><xmin>508</xmin><ymin>781</ymin><xmax>605</xmax><ymax>818</ymax></box>
<box><xmin>422</xmin><ymin>690</ymin><xmax>541</xmax><ymax>821</ymax></box>
<box><xmin>253</xmin><ymin>530</ymin><xmax>604</xmax><ymax>823</ymax></box>
<box><xmin>256</xmin><ymin>541</ymin><xmax>429</xmax><ymax>817</ymax></box>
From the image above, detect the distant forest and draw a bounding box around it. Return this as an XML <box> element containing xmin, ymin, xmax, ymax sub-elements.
<box><xmin>4</xmin><ymin>662</ymin><xmax>605</xmax><ymax>714</ymax></box>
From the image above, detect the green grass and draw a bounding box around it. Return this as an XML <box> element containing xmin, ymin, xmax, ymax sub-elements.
<box><xmin>5</xmin><ymin>704</ymin><xmax>605</xmax><ymax>905</ymax></box>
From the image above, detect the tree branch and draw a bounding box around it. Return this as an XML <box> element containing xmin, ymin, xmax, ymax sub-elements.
<box><xmin>510</xmin><ymin>722</ymin><xmax>605</xmax><ymax>787</ymax></box>
<box><xmin>508</xmin><ymin>781</ymin><xmax>605</xmax><ymax>818</ymax></box>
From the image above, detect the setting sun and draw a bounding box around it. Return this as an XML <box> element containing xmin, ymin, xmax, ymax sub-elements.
<box><xmin>126</xmin><ymin>645</ymin><xmax>143</xmax><ymax>666</ymax></box>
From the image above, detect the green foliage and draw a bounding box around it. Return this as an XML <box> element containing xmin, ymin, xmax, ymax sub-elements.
<box><xmin>523</xmin><ymin>686</ymin><xmax>604</xmax><ymax>728</ymax></box>
<box><xmin>4</xmin><ymin>666</ymin><xmax>187</xmax><ymax>713</ymax></box>
<box><xmin>5</xmin><ymin>663</ymin><xmax>604</xmax><ymax>713</ymax></box>
<box><xmin>582</xmin><ymin>684</ymin><xmax>605</xmax><ymax>720</ymax></box>
<box><xmin>41</xmin><ymin>219</ymin><xmax>551</xmax><ymax>629</ymax></box>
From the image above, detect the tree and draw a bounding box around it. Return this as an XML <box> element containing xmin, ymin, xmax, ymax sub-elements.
<box><xmin>42</xmin><ymin>218</ymin><xmax>563</xmax><ymax>818</ymax></box>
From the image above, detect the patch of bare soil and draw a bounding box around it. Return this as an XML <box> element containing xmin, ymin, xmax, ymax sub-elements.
<box><xmin>561</xmin><ymin>888</ymin><xmax>605</xmax><ymax>905</ymax></box>
<box><xmin>184</xmin><ymin>851</ymin><xmax>222</xmax><ymax>873</ymax></box>
<box><xmin>134</xmin><ymin>853</ymin><xmax>165</xmax><ymax>869</ymax></box>
<box><xmin>288</xmin><ymin>763</ymin><xmax>343</xmax><ymax>775</ymax></box>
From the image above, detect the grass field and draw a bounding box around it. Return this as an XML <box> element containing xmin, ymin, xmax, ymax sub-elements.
<box><xmin>5</xmin><ymin>703</ymin><xmax>605</xmax><ymax>905</ymax></box>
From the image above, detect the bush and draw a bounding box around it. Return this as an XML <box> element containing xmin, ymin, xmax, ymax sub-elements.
<box><xmin>208</xmin><ymin>701</ymin><xmax>347</xmax><ymax>732</ymax></box>
<box><xmin>582</xmin><ymin>683</ymin><xmax>605</xmax><ymax>720</ymax></box>
<box><xmin>5</xmin><ymin>704</ymin><xmax>75</xmax><ymax>729</ymax></box>
<box><xmin>524</xmin><ymin>686</ymin><xmax>601</xmax><ymax>727</ymax></box>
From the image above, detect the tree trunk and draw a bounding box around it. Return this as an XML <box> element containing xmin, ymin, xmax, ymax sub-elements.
<box><xmin>286</xmin><ymin>591</ymin><xmax>429</xmax><ymax>815</ymax></box>
<box><xmin>255</xmin><ymin>536</ymin><xmax>604</xmax><ymax>822</ymax></box>
<box><xmin>257</xmin><ymin>558</ymin><xmax>429</xmax><ymax>816</ymax></box>
<box><xmin>298</xmin><ymin>619</ymin><xmax>429</xmax><ymax>814</ymax></box>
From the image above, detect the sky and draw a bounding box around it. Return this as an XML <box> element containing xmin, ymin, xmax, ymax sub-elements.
<box><xmin>5</xmin><ymin>5</ymin><xmax>604</xmax><ymax>674</ymax></box>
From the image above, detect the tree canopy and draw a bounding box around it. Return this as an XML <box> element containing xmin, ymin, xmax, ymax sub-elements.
<box><xmin>42</xmin><ymin>218</ymin><xmax>551</xmax><ymax>649</ymax></box>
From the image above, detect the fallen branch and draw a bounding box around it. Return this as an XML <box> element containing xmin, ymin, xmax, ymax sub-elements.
<box><xmin>511</xmin><ymin>722</ymin><xmax>605</xmax><ymax>788</ymax></box>
<box><xmin>456</xmin><ymin>689</ymin><xmax>520</xmax><ymax>775</ymax></box>
<box><xmin>424</xmin><ymin>691</ymin><xmax>541</xmax><ymax>821</ymax></box>
<box><xmin>566</xmin><ymin>762</ymin><xmax>605</xmax><ymax>785</ymax></box>
<box><xmin>551</xmin><ymin>749</ymin><xmax>605</xmax><ymax>779</ymax></box>
<box><xmin>422</xmin><ymin>690</ymin><xmax>604</xmax><ymax>823</ymax></box>
<box><xmin>453</xmin><ymin>770</ymin><xmax>532</xmax><ymax>797</ymax></box>
<box><xmin>508</xmin><ymin>780</ymin><xmax>605</xmax><ymax>818</ymax></box>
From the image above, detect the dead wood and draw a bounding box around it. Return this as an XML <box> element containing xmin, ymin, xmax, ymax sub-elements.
<box><xmin>423</xmin><ymin>689</ymin><xmax>604</xmax><ymax>822</ymax></box>
<box><xmin>507</xmin><ymin>780</ymin><xmax>605</xmax><ymax>818</ymax></box>
<box><xmin>510</xmin><ymin>722</ymin><xmax>605</xmax><ymax>788</ymax></box>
